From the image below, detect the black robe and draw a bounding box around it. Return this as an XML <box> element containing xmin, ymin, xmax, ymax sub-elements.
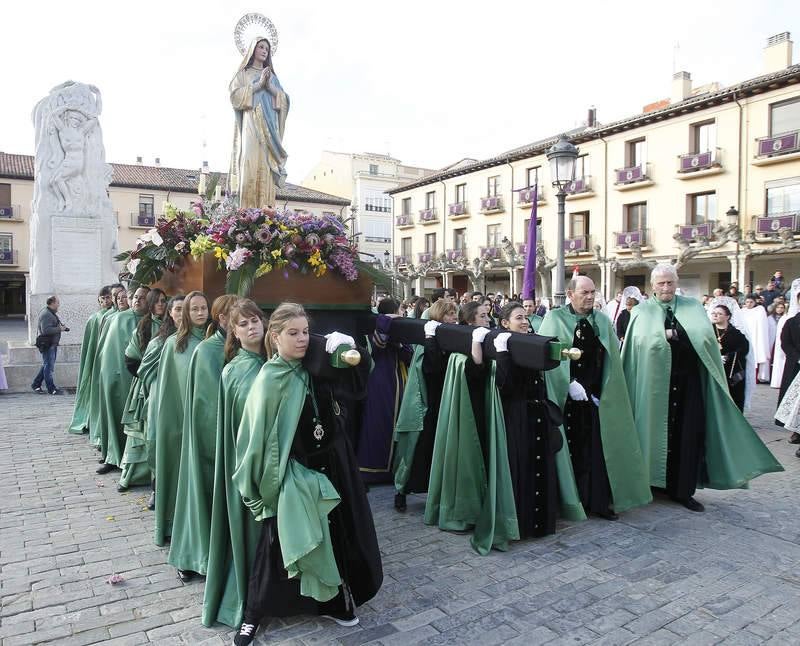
<box><xmin>778</xmin><ymin>313</ymin><xmax>800</xmax><ymax>411</ymax></box>
<box><xmin>563</xmin><ymin>317</ymin><xmax>612</xmax><ymax>514</ymax></box>
<box><xmin>715</xmin><ymin>325</ymin><xmax>749</xmax><ymax>411</ymax></box>
<box><xmin>615</xmin><ymin>309</ymin><xmax>631</xmax><ymax>340</ymax></box>
<box><xmin>495</xmin><ymin>353</ymin><xmax>562</xmax><ymax>538</ymax></box>
<box><xmin>664</xmin><ymin>314</ymin><xmax>707</xmax><ymax>501</ymax></box>
<box><xmin>243</xmin><ymin>351</ymin><xmax>383</xmax><ymax>621</ymax></box>
<box><xmin>403</xmin><ymin>337</ymin><xmax>448</xmax><ymax>494</ymax></box>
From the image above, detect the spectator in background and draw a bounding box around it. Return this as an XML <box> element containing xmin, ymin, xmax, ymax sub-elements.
<box><xmin>773</xmin><ymin>270</ymin><xmax>786</xmax><ymax>294</ymax></box>
<box><xmin>32</xmin><ymin>295</ymin><xmax>67</xmax><ymax>395</ymax></box>
<box><xmin>728</xmin><ymin>284</ymin><xmax>743</xmax><ymax>306</ymax></box>
<box><xmin>471</xmin><ymin>291</ymin><xmax>483</xmax><ymax>302</ymax></box>
<box><xmin>412</xmin><ymin>297</ymin><xmax>430</xmax><ymax>320</ymax></box>
<box><xmin>713</xmin><ymin>288</ymin><xmax>724</xmax><ymax>297</ymax></box>
<box><xmin>762</xmin><ymin>281</ymin><xmax>779</xmax><ymax>310</ymax></box>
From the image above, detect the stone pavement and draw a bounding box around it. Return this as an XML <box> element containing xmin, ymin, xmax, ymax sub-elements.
<box><xmin>1</xmin><ymin>385</ymin><xmax>800</xmax><ymax>646</ymax></box>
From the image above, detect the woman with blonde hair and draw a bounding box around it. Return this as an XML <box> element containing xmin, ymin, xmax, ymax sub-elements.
<box><xmin>169</xmin><ymin>294</ymin><xmax>239</xmax><ymax>581</ymax></box>
<box><xmin>203</xmin><ymin>299</ymin><xmax>267</xmax><ymax>628</ymax></box>
<box><xmin>152</xmin><ymin>290</ymin><xmax>210</xmax><ymax>547</ymax></box>
<box><xmin>230</xmin><ymin>303</ymin><xmax>381</xmax><ymax>645</ymax></box>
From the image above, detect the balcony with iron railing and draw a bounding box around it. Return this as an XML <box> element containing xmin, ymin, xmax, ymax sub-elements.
<box><xmin>613</xmin><ymin>164</ymin><xmax>653</xmax><ymax>190</ymax></box>
<box><xmin>675</xmin><ymin>221</ymin><xmax>717</xmax><ymax>242</ymax></box>
<box><xmin>565</xmin><ymin>176</ymin><xmax>594</xmax><ymax>200</ymax></box>
<box><xmin>676</xmin><ymin>148</ymin><xmax>723</xmax><ymax>178</ymax></box>
<box><xmin>753</xmin><ymin>130</ymin><xmax>800</xmax><ymax>166</ymax></box>
<box><xmin>396</xmin><ymin>214</ymin><xmax>414</xmax><ymax>228</ymax></box>
<box><xmin>752</xmin><ymin>212</ymin><xmax>800</xmax><ymax>238</ymax></box>
<box><xmin>480</xmin><ymin>196</ymin><xmax>504</xmax><ymax>214</ymax></box>
<box><xmin>0</xmin><ymin>205</ymin><xmax>23</xmax><ymax>220</ymax></box>
<box><xmin>517</xmin><ymin>186</ymin><xmax>546</xmax><ymax>208</ymax></box>
<box><xmin>0</xmin><ymin>249</ymin><xmax>19</xmax><ymax>266</ymax></box>
<box><xmin>131</xmin><ymin>212</ymin><xmax>157</xmax><ymax>228</ymax></box>
<box><xmin>417</xmin><ymin>251</ymin><xmax>435</xmax><ymax>264</ymax></box>
<box><xmin>418</xmin><ymin>208</ymin><xmax>439</xmax><ymax>224</ymax></box>
<box><xmin>613</xmin><ymin>229</ymin><xmax>649</xmax><ymax>250</ymax></box>
<box><xmin>478</xmin><ymin>245</ymin><xmax>502</xmax><ymax>260</ymax></box>
<box><xmin>447</xmin><ymin>202</ymin><xmax>469</xmax><ymax>219</ymax></box>
<box><xmin>395</xmin><ymin>255</ymin><xmax>409</xmax><ymax>266</ymax></box>
<box><xmin>445</xmin><ymin>248</ymin><xmax>467</xmax><ymax>262</ymax></box>
<box><xmin>563</xmin><ymin>234</ymin><xmax>593</xmax><ymax>255</ymax></box>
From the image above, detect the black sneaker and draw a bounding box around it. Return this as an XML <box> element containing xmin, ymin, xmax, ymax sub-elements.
<box><xmin>394</xmin><ymin>493</ymin><xmax>407</xmax><ymax>513</ymax></box>
<box><xmin>321</xmin><ymin>609</ymin><xmax>359</xmax><ymax>627</ymax></box>
<box><xmin>49</xmin><ymin>388</ymin><xmax>64</xmax><ymax>395</ymax></box>
<box><xmin>32</xmin><ymin>386</ymin><xmax>45</xmax><ymax>394</ymax></box>
<box><xmin>233</xmin><ymin>621</ymin><xmax>258</xmax><ymax>646</ymax></box>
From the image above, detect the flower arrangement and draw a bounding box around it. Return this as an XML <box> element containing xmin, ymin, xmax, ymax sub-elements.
<box><xmin>116</xmin><ymin>201</ymin><xmax>363</xmax><ymax>296</ymax></box>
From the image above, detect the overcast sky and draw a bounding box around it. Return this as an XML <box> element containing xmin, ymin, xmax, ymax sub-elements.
<box><xmin>1</xmin><ymin>0</ymin><xmax>798</xmax><ymax>189</ymax></box>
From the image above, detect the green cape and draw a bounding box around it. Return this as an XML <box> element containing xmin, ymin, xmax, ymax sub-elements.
<box><xmin>119</xmin><ymin>319</ymin><xmax>162</xmax><ymax>488</ymax></box>
<box><xmin>539</xmin><ymin>307</ymin><xmax>652</xmax><ymax>513</ymax></box>
<box><xmin>96</xmin><ymin>309</ymin><xmax>143</xmax><ymax>466</ymax></box>
<box><xmin>527</xmin><ymin>314</ymin><xmax>544</xmax><ymax>334</ymax></box>
<box><xmin>424</xmin><ymin>353</ymin><xmax>487</xmax><ymax>531</ymax></box>
<box><xmin>87</xmin><ymin>309</ymin><xmax>119</xmax><ymax>448</ymax></box>
<box><xmin>232</xmin><ymin>354</ymin><xmax>342</xmax><ymax>603</ymax></box>
<box><xmin>393</xmin><ymin>344</ymin><xmax>428</xmax><ymax>492</ymax></box>
<box><xmin>202</xmin><ymin>349</ymin><xmax>265</xmax><ymax>628</ymax></box>
<box><xmin>143</xmin><ymin>336</ymin><xmax>169</xmax><ymax>473</ymax></box>
<box><xmin>168</xmin><ymin>330</ymin><xmax>227</xmax><ymax>574</ymax></box>
<box><xmin>67</xmin><ymin>307</ymin><xmax>109</xmax><ymax>434</ymax></box>
<box><xmin>470</xmin><ymin>363</ymin><xmax>520</xmax><ymax>555</ymax></box>
<box><xmin>153</xmin><ymin>326</ymin><xmax>205</xmax><ymax>546</ymax></box>
<box><xmin>621</xmin><ymin>295</ymin><xmax>783</xmax><ymax>489</ymax></box>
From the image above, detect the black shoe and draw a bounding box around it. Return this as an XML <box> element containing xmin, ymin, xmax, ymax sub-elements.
<box><xmin>596</xmin><ymin>509</ymin><xmax>619</xmax><ymax>521</ymax></box>
<box><xmin>98</xmin><ymin>457</ymin><xmax>106</xmax><ymax>464</ymax></box>
<box><xmin>233</xmin><ymin>621</ymin><xmax>259</xmax><ymax>646</ymax></box>
<box><xmin>321</xmin><ymin>608</ymin><xmax>359</xmax><ymax>627</ymax></box>
<box><xmin>394</xmin><ymin>493</ymin><xmax>407</xmax><ymax>512</ymax></box>
<box><xmin>31</xmin><ymin>386</ymin><xmax>44</xmax><ymax>394</ymax></box>
<box><xmin>117</xmin><ymin>483</ymin><xmax>129</xmax><ymax>493</ymax></box>
<box><xmin>96</xmin><ymin>463</ymin><xmax>118</xmax><ymax>475</ymax></box>
<box><xmin>790</xmin><ymin>432</ymin><xmax>800</xmax><ymax>444</ymax></box>
<box><xmin>177</xmin><ymin>569</ymin><xmax>196</xmax><ymax>582</ymax></box>
<box><xmin>49</xmin><ymin>388</ymin><xmax>64</xmax><ymax>395</ymax></box>
<box><xmin>678</xmin><ymin>497</ymin><xmax>705</xmax><ymax>512</ymax></box>
<box><xmin>147</xmin><ymin>491</ymin><xmax>155</xmax><ymax>510</ymax></box>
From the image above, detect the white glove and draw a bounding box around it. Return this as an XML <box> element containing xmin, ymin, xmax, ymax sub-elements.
<box><xmin>424</xmin><ymin>320</ymin><xmax>441</xmax><ymax>338</ymax></box>
<box><xmin>472</xmin><ymin>327</ymin><xmax>491</xmax><ymax>344</ymax></box>
<box><xmin>568</xmin><ymin>380</ymin><xmax>588</xmax><ymax>401</ymax></box>
<box><xmin>493</xmin><ymin>332</ymin><xmax>511</xmax><ymax>352</ymax></box>
<box><xmin>324</xmin><ymin>331</ymin><xmax>355</xmax><ymax>354</ymax></box>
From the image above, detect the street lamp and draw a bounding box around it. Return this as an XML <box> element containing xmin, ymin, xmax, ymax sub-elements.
<box><xmin>546</xmin><ymin>134</ymin><xmax>579</xmax><ymax>306</ymax></box>
<box><xmin>726</xmin><ymin>206</ymin><xmax>739</xmax><ymax>228</ymax></box>
<box><xmin>384</xmin><ymin>249</ymin><xmax>390</xmax><ymax>267</ymax></box>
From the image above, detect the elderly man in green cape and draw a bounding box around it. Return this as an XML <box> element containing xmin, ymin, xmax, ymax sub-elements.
<box><xmin>622</xmin><ymin>264</ymin><xmax>783</xmax><ymax>512</ymax></box>
<box><xmin>67</xmin><ymin>285</ymin><xmax>113</xmax><ymax>434</ymax></box>
<box><xmin>95</xmin><ymin>286</ymin><xmax>150</xmax><ymax>474</ymax></box>
<box><xmin>539</xmin><ymin>276</ymin><xmax>651</xmax><ymax>521</ymax></box>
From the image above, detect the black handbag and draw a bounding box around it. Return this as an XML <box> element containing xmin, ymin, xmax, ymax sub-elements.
<box><xmin>727</xmin><ymin>352</ymin><xmax>745</xmax><ymax>386</ymax></box>
<box><xmin>35</xmin><ymin>334</ymin><xmax>51</xmax><ymax>352</ymax></box>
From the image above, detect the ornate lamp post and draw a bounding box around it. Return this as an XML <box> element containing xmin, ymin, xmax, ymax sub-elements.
<box><xmin>546</xmin><ymin>135</ymin><xmax>579</xmax><ymax>306</ymax></box>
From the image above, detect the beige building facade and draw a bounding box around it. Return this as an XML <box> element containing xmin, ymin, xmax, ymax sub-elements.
<box><xmin>389</xmin><ymin>32</ymin><xmax>800</xmax><ymax>301</ymax></box>
<box><xmin>301</xmin><ymin>151</ymin><xmax>432</xmax><ymax>263</ymax></box>
<box><xmin>0</xmin><ymin>154</ymin><xmax>350</xmax><ymax>316</ymax></box>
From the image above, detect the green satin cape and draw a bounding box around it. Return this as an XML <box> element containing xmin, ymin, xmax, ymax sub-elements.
<box><xmin>539</xmin><ymin>307</ymin><xmax>652</xmax><ymax>513</ymax></box>
<box><xmin>153</xmin><ymin>326</ymin><xmax>205</xmax><ymax>546</ymax></box>
<box><xmin>621</xmin><ymin>295</ymin><xmax>783</xmax><ymax>489</ymax></box>
<box><xmin>87</xmin><ymin>309</ymin><xmax>119</xmax><ymax>448</ymax></box>
<box><xmin>424</xmin><ymin>353</ymin><xmax>487</xmax><ymax>531</ymax></box>
<box><xmin>232</xmin><ymin>354</ymin><xmax>342</xmax><ymax>603</ymax></box>
<box><xmin>119</xmin><ymin>319</ymin><xmax>162</xmax><ymax>487</ymax></box>
<box><xmin>67</xmin><ymin>307</ymin><xmax>109</xmax><ymax>434</ymax></box>
<box><xmin>168</xmin><ymin>330</ymin><xmax>227</xmax><ymax>574</ymax></box>
<box><xmin>528</xmin><ymin>314</ymin><xmax>544</xmax><ymax>334</ymax></box>
<box><xmin>202</xmin><ymin>349</ymin><xmax>265</xmax><ymax>628</ymax></box>
<box><xmin>393</xmin><ymin>345</ymin><xmax>427</xmax><ymax>493</ymax></box>
<box><xmin>96</xmin><ymin>309</ymin><xmax>143</xmax><ymax>466</ymax></box>
<box><xmin>470</xmin><ymin>363</ymin><xmax>520</xmax><ymax>555</ymax></box>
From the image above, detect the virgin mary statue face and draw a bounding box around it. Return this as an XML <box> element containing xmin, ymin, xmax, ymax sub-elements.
<box><xmin>252</xmin><ymin>40</ymin><xmax>270</xmax><ymax>66</ymax></box>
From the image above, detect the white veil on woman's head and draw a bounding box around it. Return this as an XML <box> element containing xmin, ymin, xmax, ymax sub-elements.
<box><xmin>708</xmin><ymin>295</ymin><xmax>755</xmax><ymax>411</ymax></box>
<box><xmin>786</xmin><ymin>278</ymin><xmax>800</xmax><ymax>317</ymax></box>
<box><xmin>621</xmin><ymin>286</ymin><xmax>644</xmax><ymax>304</ymax></box>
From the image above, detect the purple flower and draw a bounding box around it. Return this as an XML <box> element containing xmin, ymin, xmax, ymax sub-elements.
<box><xmin>256</xmin><ymin>227</ymin><xmax>273</xmax><ymax>244</ymax></box>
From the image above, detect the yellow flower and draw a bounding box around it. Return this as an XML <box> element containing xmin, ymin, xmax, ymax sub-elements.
<box><xmin>214</xmin><ymin>246</ymin><xmax>229</xmax><ymax>261</ymax></box>
<box><xmin>313</xmin><ymin>263</ymin><xmax>327</xmax><ymax>277</ymax></box>
<box><xmin>255</xmin><ymin>262</ymin><xmax>273</xmax><ymax>277</ymax></box>
<box><xmin>271</xmin><ymin>249</ymin><xmax>282</xmax><ymax>259</ymax></box>
<box><xmin>308</xmin><ymin>249</ymin><xmax>323</xmax><ymax>267</ymax></box>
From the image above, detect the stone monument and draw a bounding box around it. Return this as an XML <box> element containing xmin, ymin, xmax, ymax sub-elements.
<box><xmin>27</xmin><ymin>81</ymin><xmax>119</xmax><ymax>343</ymax></box>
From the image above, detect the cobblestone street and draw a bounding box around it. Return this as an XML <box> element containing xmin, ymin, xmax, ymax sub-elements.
<box><xmin>1</xmin><ymin>385</ymin><xmax>799</xmax><ymax>645</ymax></box>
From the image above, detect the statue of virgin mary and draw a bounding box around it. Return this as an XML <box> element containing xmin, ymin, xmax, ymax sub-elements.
<box><xmin>227</xmin><ymin>37</ymin><xmax>290</xmax><ymax>209</ymax></box>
